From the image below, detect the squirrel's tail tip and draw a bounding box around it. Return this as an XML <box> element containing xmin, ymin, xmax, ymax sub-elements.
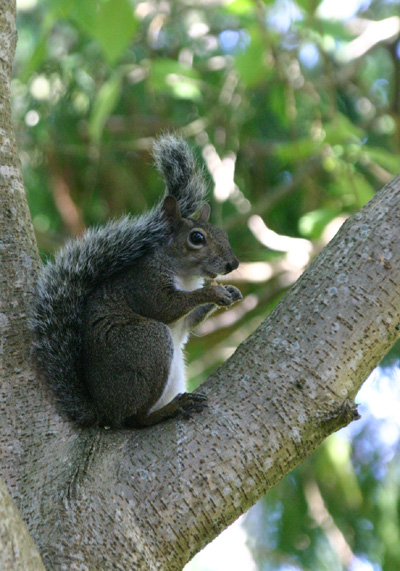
<box><xmin>152</xmin><ymin>134</ymin><xmax>196</xmax><ymax>185</ymax></box>
<box><xmin>153</xmin><ymin>135</ymin><xmax>196</xmax><ymax>174</ymax></box>
<box><xmin>152</xmin><ymin>134</ymin><xmax>206</xmax><ymax>216</ymax></box>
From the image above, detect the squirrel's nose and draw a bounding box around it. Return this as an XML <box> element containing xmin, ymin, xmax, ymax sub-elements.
<box><xmin>225</xmin><ymin>257</ymin><xmax>239</xmax><ymax>274</ymax></box>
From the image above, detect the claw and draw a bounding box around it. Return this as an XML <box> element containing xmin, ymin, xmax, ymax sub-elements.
<box><xmin>173</xmin><ymin>392</ymin><xmax>208</xmax><ymax>419</ymax></box>
<box><xmin>189</xmin><ymin>393</ymin><xmax>208</xmax><ymax>401</ymax></box>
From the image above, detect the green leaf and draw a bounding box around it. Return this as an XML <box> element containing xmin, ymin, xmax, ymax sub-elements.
<box><xmin>298</xmin><ymin>208</ymin><xmax>340</xmax><ymax>239</ymax></box>
<box><xmin>19</xmin><ymin>11</ymin><xmax>56</xmax><ymax>81</ymax></box>
<box><xmin>151</xmin><ymin>60</ymin><xmax>201</xmax><ymax>84</ymax></box>
<box><xmin>150</xmin><ymin>60</ymin><xmax>202</xmax><ymax>101</ymax></box>
<box><xmin>352</xmin><ymin>172</ymin><xmax>374</xmax><ymax>205</ymax></box>
<box><xmin>324</xmin><ymin>113</ymin><xmax>364</xmax><ymax>145</ymax></box>
<box><xmin>275</xmin><ymin>138</ymin><xmax>319</xmax><ymax>162</ymax></box>
<box><xmin>59</xmin><ymin>0</ymin><xmax>98</xmax><ymax>35</ymax></box>
<box><xmin>20</xmin><ymin>34</ymin><xmax>48</xmax><ymax>83</ymax></box>
<box><xmin>88</xmin><ymin>71</ymin><xmax>123</xmax><ymax>143</ymax></box>
<box><xmin>331</xmin><ymin>166</ymin><xmax>375</xmax><ymax>207</ymax></box>
<box><xmin>364</xmin><ymin>147</ymin><xmax>400</xmax><ymax>175</ymax></box>
<box><xmin>269</xmin><ymin>83</ymin><xmax>289</xmax><ymax>128</ymax></box>
<box><xmin>95</xmin><ymin>0</ymin><xmax>138</xmax><ymax>64</ymax></box>
<box><xmin>234</xmin><ymin>27</ymin><xmax>271</xmax><ymax>87</ymax></box>
<box><xmin>65</xmin><ymin>0</ymin><xmax>138</xmax><ymax>64</ymax></box>
<box><xmin>224</xmin><ymin>0</ymin><xmax>254</xmax><ymax>15</ymax></box>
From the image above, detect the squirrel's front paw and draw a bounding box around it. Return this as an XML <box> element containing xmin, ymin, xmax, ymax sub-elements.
<box><xmin>223</xmin><ymin>285</ymin><xmax>243</xmax><ymax>303</ymax></box>
<box><xmin>208</xmin><ymin>284</ymin><xmax>235</xmax><ymax>306</ymax></box>
<box><xmin>172</xmin><ymin>392</ymin><xmax>208</xmax><ymax>419</ymax></box>
<box><xmin>211</xmin><ymin>284</ymin><xmax>243</xmax><ymax>306</ymax></box>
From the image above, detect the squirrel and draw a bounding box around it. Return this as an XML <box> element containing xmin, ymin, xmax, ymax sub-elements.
<box><xmin>31</xmin><ymin>135</ymin><xmax>242</xmax><ymax>428</ymax></box>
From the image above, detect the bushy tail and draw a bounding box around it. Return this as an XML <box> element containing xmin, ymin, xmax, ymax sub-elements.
<box><xmin>153</xmin><ymin>134</ymin><xmax>206</xmax><ymax>216</ymax></box>
<box><xmin>31</xmin><ymin>135</ymin><xmax>206</xmax><ymax>426</ymax></box>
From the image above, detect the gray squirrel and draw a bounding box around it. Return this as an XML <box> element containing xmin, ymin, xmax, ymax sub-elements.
<box><xmin>32</xmin><ymin>135</ymin><xmax>242</xmax><ymax>428</ymax></box>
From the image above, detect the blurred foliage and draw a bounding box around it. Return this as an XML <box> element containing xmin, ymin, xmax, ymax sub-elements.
<box><xmin>13</xmin><ymin>0</ymin><xmax>400</xmax><ymax>569</ymax></box>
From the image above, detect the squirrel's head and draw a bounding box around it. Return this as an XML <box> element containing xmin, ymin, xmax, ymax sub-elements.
<box><xmin>162</xmin><ymin>195</ymin><xmax>239</xmax><ymax>279</ymax></box>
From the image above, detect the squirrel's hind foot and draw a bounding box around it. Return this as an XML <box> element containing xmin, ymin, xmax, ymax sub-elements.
<box><xmin>171</xmin><ymin>392</ymin><xmax>208</xmax><ymax>420</ymax></box>
<box><xmin>124</xmin><ymin>392</ymin><xmax>208</xmax><ymax>428</ymax></box>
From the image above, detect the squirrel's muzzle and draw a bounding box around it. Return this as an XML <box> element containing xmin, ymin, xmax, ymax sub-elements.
<box><xmin>225</xmin><ymin>257</ymin><xmax>239</xmax><ymax>274</ymax></box>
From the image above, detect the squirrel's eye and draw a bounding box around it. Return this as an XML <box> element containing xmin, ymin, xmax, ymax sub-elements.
<box><xmin>189</xmin><ymin>230</ymin><xmax>205</xmax><ymax>246</ymax></box>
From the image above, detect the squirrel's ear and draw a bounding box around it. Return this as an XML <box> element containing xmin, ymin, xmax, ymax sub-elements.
<box><xmin>162</xmin><ymin>195</ymin><xmax>182</xmax><ymax>224</ymax></box>
<box><xmin>198</xmin><ymin>203</ymin><xmax>210</xmax><ymax>222</ymax></box>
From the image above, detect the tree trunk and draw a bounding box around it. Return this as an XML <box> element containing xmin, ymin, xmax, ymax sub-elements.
<box><xmin>0</xmin><ymin>477</ymin><xmax>45</xmax><ymax>569</ymax></box>
<box><xmin>1</xmin><ymin>1</ymin><xmax>400</xmax><ymax>569</ymax></box>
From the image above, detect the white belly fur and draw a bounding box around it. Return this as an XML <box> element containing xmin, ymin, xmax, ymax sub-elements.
<box><xmin>148</xmin><ymin>275</ymin><xmax>203</xmax><ymax>413</ymax></box>
<box><xmin>148</xmin><ymin>321</ymin><xmax>187</xmax><ymax>413</ymax></box>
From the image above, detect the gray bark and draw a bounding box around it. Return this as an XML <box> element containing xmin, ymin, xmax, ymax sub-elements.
<box><xmin>0</xmin><ymin>0</ymin><xmax>44</xmax><ymax>567</ymax></box>
<box><xmin>0</xmin><ymin>477</ymin><xmax>45</xmax><ymax>570</ymax></box>
<box><xmin>1</xmin><ymin>1</ymin><xmax>400</xmax><ymax>569</ymax></box>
